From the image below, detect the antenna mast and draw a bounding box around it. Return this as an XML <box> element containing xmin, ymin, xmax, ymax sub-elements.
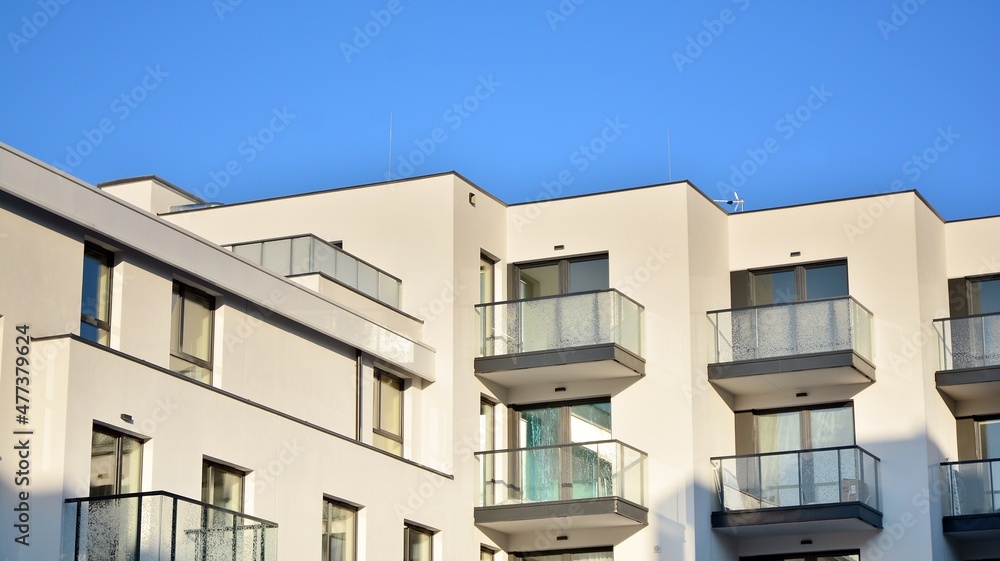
<box><xmin>713</xmin><ymin>192</ymin><xmax>746</xmax><ymax>212</ymax></box>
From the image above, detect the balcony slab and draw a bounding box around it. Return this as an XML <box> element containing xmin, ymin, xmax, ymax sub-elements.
<box><xmin>475</xmin><ymin>344</ymin><xmax>644</xmax><ymax>388</ymax></box>
<box><xmin>475</xmin><ymin>497</ymin><xmax>647</xmax><ymax>534</ymax></box>
<box><xmin>712</xmin><ymin>502</ymin><xmax>882</xmax><ymax>537</ymax></box>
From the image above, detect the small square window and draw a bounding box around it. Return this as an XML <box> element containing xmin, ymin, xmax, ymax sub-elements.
<box><xmin>201</xmin><ymin>460</ymin><xmax>244</xmax><ymax>512</ymax></box>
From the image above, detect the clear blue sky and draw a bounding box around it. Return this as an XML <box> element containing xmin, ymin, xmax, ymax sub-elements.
<box><xmin>2</xmin><ymin>1</ymin><xmax>998</xmax><ymax>219</ymax></box>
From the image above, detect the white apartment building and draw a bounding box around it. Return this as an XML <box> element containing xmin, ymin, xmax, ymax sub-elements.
<box><xmin>1</xmin><ymin>140</ymin><xmax>999</xmax><ymax>561</ymax></box>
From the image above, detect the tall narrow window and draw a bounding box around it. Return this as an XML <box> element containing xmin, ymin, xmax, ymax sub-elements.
<box><xmin>481</xmin><ymin>546</ymin><xmax>496</xmax><ymax>561</ymax></box>
<box><xmin>978</xmin><ymin>418</ymin><xmax>1000</xmax><ymax>459</ymax></box>
<box><xmin>403</xmin><ymin>524</ymin><xmax>433</xmax><ymax>561</ymax></box>
<box><xmin>170</xmin><ymin>282</ymin><xmax>214</xmax><ymax>383</ymax></box>
<box><xmin>322</xmin><ymin>499</ymin><xmax>358</xmax><ymax>561</ymax></box>
<box><xmin>81</xmin><ymin>244</ymin><xmax>113</xmax><ymax>345</ymax></box>
<box><xmin>90</xmin><ymin>426</ymin><xmax>142</xmax><ymax>497</ymax></box>
<box><xmin>201</xmin><ymin>460</ymin><xmax>244</xmax><ymax>512</ymax></box>
<box><xmin>480</xmin><ymin>398</ymin><xmax>496</xmax><ymax>506</ymax></box>
<box><xmin>480</xmin><ymin>254</ymin><xmax>495</xmax><ymax>304</ymax></box>
<box><xmin>373</xmin><ymin>370</ymin><xmax>403</xmax><ymax>456</ymax></box>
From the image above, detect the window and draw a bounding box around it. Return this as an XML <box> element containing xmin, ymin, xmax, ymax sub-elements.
<box><xmin>90</xmin><ymin>426</ymin><xmax>142</xmax><ymax>497</ymax></box>
<box><xmin>322</xmin><ymin>499</ymin><xmax>357</xmax><ymax>561</ymax></box>
<box><xmin>81</xmin><ymin>244</ymin><xmax>113</xmax><ymax>345</ymax></box>
<box><xmin>170</xmin><ymin>282</ymin><xmax>214</xmax><ymax>383</ymax></box>
<box><xmin>514</xmin><ymin>254</ymin><xmax>608</xmax><ymax>299</ymax></box>
<box><xmin>403</xmin><ymin>524</ymin><xmax>433</xmax><ymax>561</ymax></box>
<box><xmin>201</xmin><ymin>460</ymin><xmax>244</xmax><ymax>512</ymax></box>
<box><xmin>480</xmin><ymin>398</ymin><xmax>496</xmax><ymax>506</ymax></box>
<box><xmin>735</xmin><ymin>260</ymin><xmax>847</xmax><ymax>306</ymax></box>
<box><xmin>978</xmin><ymin>418</ymin><xmax>1000</xmax><ymax>459</ymax></box>
<box><xmin>481</xmin><ymin>546</ymin><xmax>496</xmax><ymax>561</ymax></box>
<box><xmin>514</xmin><ymin>399</ymin><xmax>612</xmax><ymax>502</ymax></box>
<box><xmin>752</xmin><ymin>403</ymin><xmax>855</xmax><ymax>453</ymax></box>
<box><xmin>516</xmin><ymin>548</ymin><xmax>613</xmax><ymax>561</ymax></box>
<box><xmin>480</xmin><ymin>254</ymin><xmax>495</xmax><ymax>304</ymax></box>
<box><xmin>373</xmin><ymin>370</ymin><xmax>403</xmax><ymax>456</ymax></box>
<box><xmin>949</xmin><ymin>275</ymin><xmax>1000</xmax><ymax>316</ymax></box>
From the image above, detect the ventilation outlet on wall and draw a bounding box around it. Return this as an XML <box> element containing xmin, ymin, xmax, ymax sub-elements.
<box><xmin>555</xmin><ymin>386</ymin><xmax>567</xmax><ymax>392</ymax></box>
<box><xmin>121</xmin><ymin>413</ymin><xmax>134</xmax><ymax>424</ymax></box>
<box><xmin>469</xmin><ymin>193</ymin><xmax>476</xmax><ymax>206</ymax></box>
<box><xmin>795</xmin><ymin>392</ymin><xmax>808</xmax><ymax>398</ymax></box>
<box><xmin>790</xmin><ymin>251</ymin><xmax>801</xmax><ymax>257</ymax></box>
<box><xmin>554</xmin><ymin>244</ymin><xmax>565</xmax><ymax>250</ymax></box>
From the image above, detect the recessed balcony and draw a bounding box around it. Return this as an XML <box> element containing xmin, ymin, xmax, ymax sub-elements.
<box><xmin>62</xmin><ymin>491</ymin><xmax>277</xmax><ymax>561</ymax></box>
<box><xmin>933</xmin><ymin>313</ymin><xmax>1000</xmax><ymax>415</ymax></box>
<box><xmin>707</xmin><ymin>297</ymin><xmax>875</xmax><ymax>408</ymax></box>
<box><xmin>474</xmin><ymin>440</ymin><xmax>647</xmax><ymax>535</ymax></box>
<box><xmin>711</xmin><ymin>445</ymin><xmax>882</xmax><ymax>536</ymax></box>
<box><xmin>474</xmin><ymin>289</ymin><xmax>645</xmax><ymax>388</ymax></box>
<box><xmin>941</xmin><ymin>458</ymin><xmax>1000</xmax><ymax>538</ymax></box>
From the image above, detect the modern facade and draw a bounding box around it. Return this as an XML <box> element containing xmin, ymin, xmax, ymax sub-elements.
<box><xmin>1</xmin><ymin>139</ymin><xmax>999</xmax><ymax>560</ymax></box>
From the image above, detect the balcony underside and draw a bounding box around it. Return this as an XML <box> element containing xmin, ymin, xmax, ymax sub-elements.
<box><xmin>475</xmin><ymin>497</ymin><xmax>647</xmax><ymax>534</ymax></box>
<box><xmin>709</xmin><ymin>350</ymin><xmax>874</xmax><ymax>408</ymax></box>
<box><xmin>475</xmin><ymin>344</ymin><xmax>644</xmax><ymax>388</ymax></box>
<box><xmin>712</xmin><ymin>502</ymin><xmax>882</xmax><ymax>537</ymax></box>
<box><xmin>937</xmin><ymin>367</ymin><xmax>1000</xmax><ymax>414</ymax></box>
<box><xmin>943</xmin><ymin>513</ymin><xmax>1000</xmax><ymax>539</ymax></box>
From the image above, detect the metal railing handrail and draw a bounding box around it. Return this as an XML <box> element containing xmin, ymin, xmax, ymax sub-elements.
<box><xmin>474</xmin><ymin>288</ymin><xmax>645</xmax><ymax>310</ymax></box>
<box><xmin>941</xmin><ymin>457</ymin><xmax>1000</xmax><ymax>467</ymax></box>
<box><xmin>64</xmin><ymin>490</ymin><xmax>279</xmax><ymax>527</ymax></box>
<box><xmin>706</xmin><ymin>295</ymin><xmax>872</xmax><ymax>317</ymax></box>
<box><xmin>229</xmin><ymin>233</ymin><xmax>402</xmax><ymax>283</ymax></box>
<box><xmin>711</xmin><ymin>444</ymin><xmax>881</xmax><ymax>463</ymax></box>
<box><xmin>474</xmin><ymin>438</ymin><xmax>647</xmax><ymax>458</ymax></box>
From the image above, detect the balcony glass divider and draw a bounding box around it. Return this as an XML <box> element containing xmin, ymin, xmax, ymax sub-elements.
<box><xmin>941</xmin><ymin>458</ymin><xmax>1000</xmax><ymax>516</ymax></box>
<box><xmin>707</xmin><ymin>296</ymin><xmax>875</xmax><ymax>365</ymax></box>
<box><xmin>475</xmin><ymin>289</ymin><xmax>644</xmax><ymax>359</ymax></box>
<box><xmin>711</xmin><ymin>445</ymin><xmax>881</xmax><ymax>513</ymax></box>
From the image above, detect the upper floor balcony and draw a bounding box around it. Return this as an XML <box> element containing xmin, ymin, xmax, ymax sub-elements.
<box><xmin>707</xmin><ymin>297</ymin><xmax>875</xmax><ymax>408</ymax></box>
<box><xmin>62</xmin><ymin>490</ymin><xmax>277</xmax><ymax>561</ymax></box>
<box><xmin>474</xmin><ymin>289</ymin><xmax>645</xmax><ymax>389</ymax></box>
<box><xmin>941</xmin><ymin>458</ymin><xmax>1000</xmax><ymax>537</ymax></box>
<box><xmin>474</xmin><ymin>440</ymin><xmax>647</xmax><ymax>536</ymax></box>
<box><xmin>711</xmin><ymin>445</ymin><xmax>882</xmax><ymax>536</ymax></box>
<box><xmin>933</xmin><ymin>313</ymin><xmax>1000</xmax><ymax>415</ymax></box>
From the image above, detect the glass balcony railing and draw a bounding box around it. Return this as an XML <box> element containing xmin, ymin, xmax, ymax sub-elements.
<box><xmin>475</xmin><ymin>440</ymin><xmax>646</xmax><ymax>508</ymax></box>
<box><xmin>711</xmin><ymin>446</ymin><xmax>881</xmax><ymax>513</ymax></box>
<box><xmin>708</xmin><ymin>296</ymin><xmax>874</xmax><ymax>365</ymax></box>
<box><xmin>231</xmin><ymin>234</ymin><xmax>402</xmax><ymax>310</ymax></box>
<box><xmin>933</xmin><ymin>313</ymin><xmax>1000</xmax><ymax>371</ymax></box>
<box><xmin>941</xmin><ymin>459</ymin><xmax>1000</xmax><ymax>516</ymax></box>
<box><xmin>475</xmin><ymin>289</ymin><xmax>644</xmax><ymax>359</ymax></box>
<box><xmin>62</xmin><ymin>491</ymin><xmax>277</xmax><ymax>561</ymax></box>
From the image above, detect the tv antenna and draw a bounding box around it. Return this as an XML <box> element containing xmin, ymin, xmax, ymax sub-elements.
<box><xmin>713</xmin><ymin>192</ymin><xmax>745</xmax><ymax>213</ymax></box>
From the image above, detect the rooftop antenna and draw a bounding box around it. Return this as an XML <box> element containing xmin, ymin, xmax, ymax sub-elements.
<box><xmin>713</xmin><ymin>192</ymin><xmax>745</xmax><ymax>212</ymax></box>
<box><xmin>667</xmin><ymin>129</ymin><xmax>673</xmax><ymax>182</ymax></box>
<box><xmin>387</xmin><ymin>111</ymin><xmax>393</xmax><ymax>181</ymax></box>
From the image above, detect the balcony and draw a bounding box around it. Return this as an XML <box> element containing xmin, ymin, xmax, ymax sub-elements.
<box><xmin>475</xmin><ymin>290</ymin><xmax>644</xmax><ymax>389</ymax></box>
<box><xmin>941</xmin><ymin>459</ymin><xmax>1000</xmax><ymax>537</ymax></box>
<box><xmin>933</xmin><ymin>313</ymin><xmax>1000</xmax><ymax>415</ymax></box>
<box><xmin>231</xmin><ymin>234</ymin><xmax>402</xmax><ymax>310</ymax></box>
<box><xmin>62</xmin><ymin>491</ymin><xmax>277</xmax><ymax>561</ymax></box>
<box><xmin>474</xmin><ymin>440</ymin><xmax>647</xmax><ymax>535</ymax></box>
<box><xmin>711</xmin><ymin>445</ymin><xmax>882</xmax><ymax>536</ymax></box>
<box><xmin>707</xmin><ymin>297</ymin><xmax>875</xmax><ymax>408</ymax></box>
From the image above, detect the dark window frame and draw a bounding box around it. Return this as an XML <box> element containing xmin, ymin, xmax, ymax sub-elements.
<box><xmin>510</xmin><ymin>252</ymin><xmax>609</xmax><ymax>299</ymax></box>
<box><xmin>373</xmin><ymin>369</ymin><xmax>404</xmax><ymax>454</ymax></box>
<box><xmin>170</xmin><ymin>281</ymin><xmax>216</xmax><ymax>374</ymax></box>
<box><xmin>89</xmin><ymin>423</ymin><xmax>143</xmax><ymax>497</ymax></box>
<box><xmin>81</xmin><ymin>243</ymin><xmax>114</xmax><ymax>345</ymax></box>
<box><xmin>744</xmin><ymin>401</ymin><xmax>857</xmax><ymax>453</ymax></box>
<box><xmin>745</xmin><ymin>259</ymin><xmax>849</xmax><ymax>305</ymax></box>
<box><xmin>740</xmin><ymin>550</ymin><xmax>860</xmax><ymax>561</ymax></box>
<box><xmin>403</xmin><ymin>523</ymin><xmax>434</xmax><ymax>561</ymax></box>
<box><xmin>322</xmin><ymin>497</ymin><xmax>359</xmax><ymax>561</ymax></box>
<box><xmin>949</xmin><ymin>273</ymin><xmax>1000</xmax><ymax>317</ymax></box>
<box><xmin>201</xmin><ymin>459</ymin><xmax>245</xmax><ymax>512</ymax></box>
<box><xmin>513</xmin><ymin>546</ymin><xmax>614</xmax><ymax>560</ymax></box>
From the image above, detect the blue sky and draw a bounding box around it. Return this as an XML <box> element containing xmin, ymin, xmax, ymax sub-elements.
<box><xmin>2</xmin><ymin>1</ymin><xmax>997</xmax><ymax>219</ymax></box>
